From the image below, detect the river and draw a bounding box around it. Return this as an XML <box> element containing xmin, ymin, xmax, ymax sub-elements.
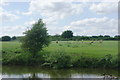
<box><xmin>2</xmin><ymin>65</ymin><xmax>119</xmax><ymax>79</ymax></box>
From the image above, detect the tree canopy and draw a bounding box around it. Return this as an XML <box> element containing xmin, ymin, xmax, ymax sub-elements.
<box><xmin>2</xmin><ymin>36</ymin><xmax>11</xmax><ymax>41</ymax></box>
<box><xmin>21</xmin><ymin>19</ymin><xmax>50</xmax><ymax>57</ymax></box>
<box><xmin>12</xmin><ymin>36</ymin><xmax>17</xmax><ymax>40</ymax></box>
<box><xmin>61</xmin><ymin>30</ymin><xmax>73</xmax><ymax>38</ymax></box>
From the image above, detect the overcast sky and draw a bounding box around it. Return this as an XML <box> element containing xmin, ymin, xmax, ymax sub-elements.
<box><xmin>0</xmin><ymin>0</ymin><xmax>118</xmax><ymax>37</ymax></box>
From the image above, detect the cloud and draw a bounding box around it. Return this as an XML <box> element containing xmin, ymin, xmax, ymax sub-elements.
<box><xmin>0</xmin><ymin>0</ymin><xmax>9</xmax><ymax>6</ymax></box>
<box><xmin>1</xmin><ymin>17</ymin><xmax>117</xmax><ymax>37</ymax></box>
<box><xmin>64</xmin><ymin>17</ymin><xmax>118</xmax><ymax>36</ymax></box>
<box><xmin>90</xmin><ymin>2</ymin><xmax>118</xmax><ymax>15</ymax></box>
<box><xmin>22</xmin><ymin>1</ymin><xmax>84</xmax><ymax>25</ymax></box>
<box><xmin>25</xmin><ymin>20</ymin><xmax>36</xmax><ymax>26</ymax></box>
<box><xmin>1</xmin><ymin>1</ymin><xmax>118</xmax><ymax>37</ymax></box>
<box><xmin>0</xmin><ymin>7</ymin><xmax>19</xmax><ymax>22</ymax></box>
<box><xmin>1</xmin><ymin>25</ymin><xmax>26</xmax><ymax>37</ymax></box>
<box><xmin>1</xmin><ymin>12</ymin><xmax>19</xmax><ymax>22</ymax></box>
<box><xmin>24</xmin><ymin>17</ymin><xmax>118</xmax><ymax>36</ymax></box>
<box><xmin>1</xmin><ymin>0</ymin><xmax>119</xmax><ymax>3</ymax></box>
<box><xmin>29</xmin><ymin>1</ymin><xmax>83</xmax><ymax>17</ymax></box>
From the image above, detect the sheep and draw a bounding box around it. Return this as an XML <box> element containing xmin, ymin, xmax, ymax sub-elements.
<box><xmin>102</xmin><ymin>73</ymin><xmax>118</xmax><ymax>79</ymax></box>
<box><xmin>99</xmin><ymin>40</ymin><xmax>103</xmax><ymax>44</ymax></box>
<box><xmin>81</xmin><ymin>40</ymin><xmax>84</xmax><ymax>43</ymax></box>
<box><xmin>89</xmin><ymin>41</ymin><xmax>94</xmax><ymax>45</ymax></box>
<box><xmin>56</xmin><ymin>40</ymin><xmax>58</xmax><ymax>43</ymax></box>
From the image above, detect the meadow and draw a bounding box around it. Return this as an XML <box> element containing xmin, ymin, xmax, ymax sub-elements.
<box><xmin>1</xmin><ymin>41</ymin><xmax>119</xmax><ymax>68</ymax></box>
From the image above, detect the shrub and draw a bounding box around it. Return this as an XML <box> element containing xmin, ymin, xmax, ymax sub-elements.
<box><xmin>111</xmin><ymin>58</ymin><xmax>118</xmax><ymax>68</ymax></box>
<box><xmin>2</xmin><ymin>51</ymin><xmax>45</xmax><ymax>65</ymax></box>
<box><xmin>73</xmin><ymin>54</ymin><xmax>116</xmax><ymax>68</ymax></box>
<box><xmin>98</xmin><ymin>54</ymin><xmax>113</xmax><ymax>68</ymax></box>
<box><xmin>43</xmin><ymin>50</ymin><xmax>71</xmax><ymax>68</ymax></box>
<box><xmin>73</xmin><ymin>57</ymin><xmax>99</xmax><ymax>68</ymax></box>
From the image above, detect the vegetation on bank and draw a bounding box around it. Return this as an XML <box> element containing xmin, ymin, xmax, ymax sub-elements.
<box><xmin>1</xmin><ymin>41</ymin><xmax>119</xmax><ymax>69</ymax></box>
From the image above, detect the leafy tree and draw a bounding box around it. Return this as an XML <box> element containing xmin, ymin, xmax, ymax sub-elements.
<box><xmin>0</xmin><ymin>38</ymin><xmax>2</xmax><ymax>41</ymax></box>
<box><xmin>104</xmin><ymin>35</ymin><xmax>110</xmax><ymax>37</ymax></box>
<box><xmin>61</xmin><ymin>30</ymin><xmax>73</xmax><ymax>38</ymax></box>
<box><xmin>21</xmin><ymin>19</ymin><xmax>50</xmax><ymax>58</ymax></box>
<box><xmin>12</xmin><ymin>36</ymin><xmax>17</xmax><ymax>40</ymax></box>
<box><xmin>54</xmin><ymin>34</ymin><xmax>60</xmax><ymax>37</ymax></box>
<box><xmin>98</xmin><ymin>35</ymin><xmax>103</xmax><ymax>38</ymax></box>
<box><xmin>114</xmin><ymin>35</ymin><xmax>120</xmax><ymax>40</ymax></box>
<box><xmin>92</xmin><ymin>36</ymin><xmax>98</xmax><ymax>38</ymax></box>
<box><xmin>2</xmin><ymin>36</ymin><xmax>11</xmax><ymax>41</ymax></box>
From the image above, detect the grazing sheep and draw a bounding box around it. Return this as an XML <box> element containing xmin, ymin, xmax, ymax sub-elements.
<box><xmin>82</xmin><ymin>40</ymin><xmax>84</xmax><ymax>43</ymax></box>
<box><xmin>56</xmin><ymin>40</ymin><xmax>58</xmax><ymax>43</ymax></box>
<box><xmin>99</xmin><ymin>40</ymin><xmax>103</xmax><ymax>44</ymax></box>
<box><xmin>89</xmin><ymin>41</ymin><xmax>94</xmax><ymax>45</ymax></box>
<box><xmin>102</xmin><ymin>73</ymin><xmax>118</xmax><ymax>79</ymax></box>
<box><xmin>109</xmin><ymin>74</ymin><xmax>118</xmax><ymax>79</ymax></box>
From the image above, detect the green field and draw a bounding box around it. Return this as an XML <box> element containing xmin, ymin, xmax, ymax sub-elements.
<box><xmin>1</xmin><ymin>41</ymin><xmax>118</xmax><ymax>58</ymax></box>
<box><xmin>1</xmin><ymin>41</ymin><xmax>118</xmax><ymax>68</ymax></box>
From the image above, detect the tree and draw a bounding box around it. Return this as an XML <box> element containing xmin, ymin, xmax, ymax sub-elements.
<box><xmin>54</xmin><ymin>34</ymin><xmax>60</xmax><ymax>37</ymax></box>
<box><xmin>114</xmin><ymin>35</ymin><xmax>120</xmax><ymax>40</ymax></box>
<box><xmin>104</xmin><ymin>35</ymin><xmax>110</xmax><ymax>37</ymax></box>
<box><xmin>21</xmin><ymin>19</ymin><xmax>50</xmax><ymax>58</ymax></box>
<box><xmin>12</xmin><ymin>36</ymin><xmax>17</xmax><ymax>40</ymax></box>
<box><xmin>2</xmin><ymin>36</ymin><xmax>11</xmax><ymax>41</ymax></box>
<box><xmin>61</xmin><ymin>30</ymin><xmax>73</xmax><ymax>38</ymax></box>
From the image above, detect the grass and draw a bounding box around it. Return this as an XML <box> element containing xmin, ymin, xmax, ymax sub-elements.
<box><xmin>44</xmin><ymin>41</ymin><xmax>118</xmax><ymax>59</ymax></box>
<box><xmin>1</xmin><ymin>41</ymin><xmax>119</xmax><ymax>68</ymax></box>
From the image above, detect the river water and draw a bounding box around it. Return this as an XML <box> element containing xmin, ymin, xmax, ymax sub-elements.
<box><xmin>2</xmin><ymin>65</ymin><xmax>119</xmax><ymax>79</ymax></box>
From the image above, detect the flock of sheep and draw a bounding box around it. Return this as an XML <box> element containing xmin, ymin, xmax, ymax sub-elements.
<box><xmin>55</xmin><ymin>40</ymin><xmax>103</xmax><ymax>45</ymax></box>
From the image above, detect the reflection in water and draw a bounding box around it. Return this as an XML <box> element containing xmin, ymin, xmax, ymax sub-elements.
<box><xmin>2</xmin><ymin>65</ymin><xmax>119</xmax><ymax>79</ymax></box>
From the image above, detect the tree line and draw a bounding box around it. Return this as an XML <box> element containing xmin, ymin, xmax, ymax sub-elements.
<box><xmin>0</xmin><ymin>36</ymin><xmax>17</xmax><ymax>41</ymax></box>
<box><xmin>0</xmin><ymin>32</ymin><xmax>120</xmax><ymax>41</ymax></box>
<box><xmin>50</xmin><ymin>34</ymin><xmax>120</xmax><ymax>41</ymax></box>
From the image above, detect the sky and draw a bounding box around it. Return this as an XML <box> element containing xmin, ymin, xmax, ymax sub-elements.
<box><xmin>0</xmin><ymin>0</ymin><xmax>119</xmax><ymax>37</ymax></box>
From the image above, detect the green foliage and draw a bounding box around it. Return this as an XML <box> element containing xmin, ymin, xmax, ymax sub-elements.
<box><xmin>73</xmin><ymin>54</ymin><xmax>117</xmax><ymax>68</ymax></box>
<box><xmin>12</xmin><ymin>36</ymin><xmax>17</xmax><ymax>40</ymax></box>
<box><xmin>2</xmin><ymin>50</ymin><xmax>45</xmax><ymax>65</ymax></box>
<box><xmin>49</xmin><ymin>35</ymin><xmax>120</xmax><ymax>41</ymax></box>
<box><xmin>73</xmin><ymin>57</ymin><xmax>98</xmax><ymax>68</ymax></box>
<box><xmin>2</xmin><ymin>36</ymin><xmax>11</xmax><ymax>41</ymax></box>
<box><xmin>43</xmin><ymin>50</ymin><xmax>71</xmax><ymax>68</ymax></box>
<box><xmin>21</xmin><ymin>19</ymin><xmax>50</xmax><ymax>57</ymax></box>
<box><xmin>61</xmin><ymin>30</ymin><xmax>73</xmax><ymax>38</ymax></box>
<box><xmin>98</xmin><ymin>54</ymin><xmax>112</xmax><ymax>68</ymax></box>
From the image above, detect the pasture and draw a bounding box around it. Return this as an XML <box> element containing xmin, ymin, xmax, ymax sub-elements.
<box><xmin>1</xmin><ymin>41</ymin><xmax>118</xmax><ymax>58</ymax></box>
<box><xmin>1</xmin><ymin>41</ymin><xmax>118</xmax><ymax>68</ymax></box>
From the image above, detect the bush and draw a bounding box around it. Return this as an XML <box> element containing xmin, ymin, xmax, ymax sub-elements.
<box><xmin>98</xmin><ymin>54</ymin><xmax>112</xmax><ymax>68</ymax></box>
<box><xmin>43</xmin><ymin>50</ymin><xmax>71</xmax><ymax>68</ymax></box>
<box><xmin>73</xmin><ymin>57</ymin><xmax>99</xmax><ymax>68</ymax></box>
<box><xmin>72</xmin><ymin>54</ymin><xmax>116</xmax><ymax>68</ymax></box>
<box><xmin>2</xmin><ymin>51</ymin><xmax>45</xmax><ymax>65</ymax></box>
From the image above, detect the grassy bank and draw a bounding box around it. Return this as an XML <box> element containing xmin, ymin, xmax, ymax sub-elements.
<box><xmin>1</xmin><ymin>41</ymin><xmax>119</xmax><ymax>68</ymax></box>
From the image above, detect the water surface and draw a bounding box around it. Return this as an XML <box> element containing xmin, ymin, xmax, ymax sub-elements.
<box><xmin>2</xmin><ymin>66</ymin><xmax>119</xmax><ymax>78</ymax></box>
